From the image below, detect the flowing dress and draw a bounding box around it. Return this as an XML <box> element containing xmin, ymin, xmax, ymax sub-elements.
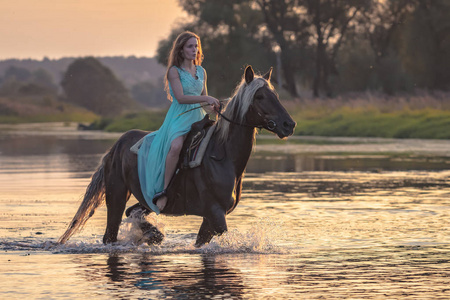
<box><xmin>137</xmin><ymin>65</ymin><xmax>206</xmax><ymax>214</ymax></box>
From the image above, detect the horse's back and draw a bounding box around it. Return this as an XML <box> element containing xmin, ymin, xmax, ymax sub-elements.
<box><xmin>106</xmin><ymin>129</ymin><xmax>148</xmax><ymax>166</ymax></box>
<box><xmin>118</xmin><ymin>129</ymin><xmax>149</xmax><ymax>147</ymax></box>
<box><xmin>102</xmin><ymin>129</ymin><xmax>149</xmax><ymax>205</ymax></box>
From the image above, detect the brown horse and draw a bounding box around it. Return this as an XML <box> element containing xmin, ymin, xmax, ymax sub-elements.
<box><xmin>58</xmin><ymin>66</ymin><xmax>296</xmax><ymax>247</ymax></box>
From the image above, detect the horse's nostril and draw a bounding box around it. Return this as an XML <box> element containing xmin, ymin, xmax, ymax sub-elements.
<box><xmin>283</xmin><ymin>121</ymin><xmax>292</xmax><ymax>128</ymax></box>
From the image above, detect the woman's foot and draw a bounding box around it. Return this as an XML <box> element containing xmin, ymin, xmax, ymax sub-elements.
<box><xmin>152</xmin><ymin>190</ymin><xmax>167</xmax><ymax>212</ymax></box>
<box><xmin>156</xmin><ymin>196</ymin><xmax>167</xmax><ymax>211</ymax></box>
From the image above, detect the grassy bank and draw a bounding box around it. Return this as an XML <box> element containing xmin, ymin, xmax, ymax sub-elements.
<box><xmin>291</xmin><ymin>107</ymin><xmax>450</xmax><ymax>139</ymax></box>
<box><xmin>0</xmin><ymin>111</ymin><xmax>98</xmax><ymax>124</ymax></box>
<box><xmin>287</xmin><ymin>92</ymin><xmax>450</xmax><ymax>139</ymax></box>
<box><xmin>4</xmin><ymin>92</ymin><xmax>449</xmax><ymax>140</ymax></box>
<box><xmin>86</xmin><ymin>110</ymin><xmax>167</xmax><ymax>132</ymax></box>
<box><xmin>0</xmin><ymin>96</ymin><xmax>98</xmax><ymax>124</ymax></box>
<box><xmin>89</xmin><ymin>107</ymin><xmax>450</xmax><ymax>140</ymax></box>
<box><xmin>91</xmin><ymin>92</ymin><xmax>450</xmax><ymax>139</ymax></box>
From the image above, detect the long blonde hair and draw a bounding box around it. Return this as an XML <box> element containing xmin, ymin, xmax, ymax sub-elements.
<box><xmin>216</xmin><ymin>77</ymin><xmax>270</xmax><ymax>143</ymax></box>
<box><xmin>164</xmin><ymin>31</ymin><xmax>204</xmax><ymax>100</ymax></box>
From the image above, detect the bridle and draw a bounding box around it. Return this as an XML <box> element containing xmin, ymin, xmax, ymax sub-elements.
<box><xmin>216</xmin><ymin>102</ymin><xmax>277</xmax><ymax>131</ymax></box>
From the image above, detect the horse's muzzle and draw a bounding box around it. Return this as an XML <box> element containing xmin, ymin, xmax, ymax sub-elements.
<box><xmin>275</xmin><ymin>119</ymin><xmax>296</xmax><ymax>138</ymax></box>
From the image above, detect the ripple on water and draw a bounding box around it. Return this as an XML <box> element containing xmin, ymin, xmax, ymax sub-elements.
<box><xmin>1</xmin><ymin>126</ymin><xmax>449</xmax><ymax>298</ymax></box>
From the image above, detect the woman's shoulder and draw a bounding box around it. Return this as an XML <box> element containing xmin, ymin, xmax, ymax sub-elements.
<box><xmin>168</xmin><ymin>66</ymin><xmax>181</xmax><ymax>78</ymax></box>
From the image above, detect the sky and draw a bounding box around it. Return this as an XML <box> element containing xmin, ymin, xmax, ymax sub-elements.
<box><xmin>0</xmin><ymin>0</ymin><xmax>187</xmax><ymax>60</ymax></box>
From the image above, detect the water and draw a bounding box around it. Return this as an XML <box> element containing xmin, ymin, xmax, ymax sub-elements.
<box><xmin>1</xmin><ymin>123</ymin><xmax>449</xmax><ymax>299</ymax></box>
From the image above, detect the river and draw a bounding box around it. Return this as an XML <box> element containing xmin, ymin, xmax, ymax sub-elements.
<box><xmin>0</xmin><ymin>123</ymin><xmax>449</xmax><ymax>299</ymax></box>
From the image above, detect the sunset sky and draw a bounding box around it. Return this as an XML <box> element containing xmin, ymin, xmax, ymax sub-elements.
<box><xmin>0</xmin><ymin>0</ymin><xmax>187</xmax><ymax>60</ymax></box>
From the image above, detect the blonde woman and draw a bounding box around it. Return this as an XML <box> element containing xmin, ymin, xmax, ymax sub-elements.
<box><xmin>138</xmin><ymin>31</ymin><xmax>220</xmax><ymax>213</ymax></box>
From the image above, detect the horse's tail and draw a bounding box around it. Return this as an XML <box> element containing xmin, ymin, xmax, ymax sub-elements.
<box><xmin>58</xmin><ymin>154</ymin><xmax>108</xmax><ymax>244</ymax></box>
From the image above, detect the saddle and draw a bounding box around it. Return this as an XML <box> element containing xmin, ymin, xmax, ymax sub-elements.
<box><xmin>130</xmin><ymin>115</ymin><xmax>216</xmax><ymax>169</ymax></box>
<box><xmin>180</xmin><ymin>115</ymin><xmax>216</xmax><ymax>169</ymax></box>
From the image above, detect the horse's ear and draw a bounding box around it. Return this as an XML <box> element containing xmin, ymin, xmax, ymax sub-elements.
<box><xmin>245</xmin><ymin>65</ymin><xmax>254</xmax><ymax>84</ymax></box>
<box><xmin>263</xmin><ymin>67</ymin><xmax>273</xmax><ymax>82</ymax></box>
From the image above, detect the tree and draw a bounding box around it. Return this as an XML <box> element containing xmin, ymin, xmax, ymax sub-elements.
<box><xmin>400</xmin><ymin>0</ymin><xmax>450</xmax><ymax>90</ymax></box>
<box><xmin>1</xmin><ymin>66</ymin><xmax>57</xmax><ymax>96</ymax></box>
<box><xmin>306</xmin><ymin>0</ymin><xmax>370</xmax><ymax>96</ymax></box>
<box><xmin>158</xmin><ymin>0</ymin><xmax>449</xmax><ymax>97</ymax></box>
<box><xmin>4</xmin><ymin>66</ymin><xmax>32</xmax><ymax>82</ymax></box>
<box><xmin>131</xmin><ymin>77</ymin><xmax>168</xmax><ymax>108</ymax></box>
<box><xmin>32</xmin><ymin>68</ymin><xmax>56</xmax><ymax>90</ymax></box>
<box><xmin>163</xmin><ymin>0</ymin><xmax>370</xmax><ymax>98</ymax></box>
<box><xmin>157</xmin><ymin>1</ymin><xmax>275</xmax><ymax>98</ymax></box>
<box><xmin>256</xmin><ymin>0</ymin><xmax>311</xmax><ymax>97</ymax></box>
<box><xmin>61</xmin><ymin>57</ymin><xmax>135</xmax><ymax>116</ymax></box>
<box><xmin>357</xmin><ymin>0</ymin><xmax>415</xmax><ymax>93</ymax></box>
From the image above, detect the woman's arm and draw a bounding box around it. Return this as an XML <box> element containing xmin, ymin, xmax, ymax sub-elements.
<box><xmin>168</xmin><ymin>67</ymin><xmax>219</xmax><ymax>108</ymax></box>
<box><xmin>201</xmin><ymin>68</ymin><xmax>216</xmax><ymax>114</ymax></box>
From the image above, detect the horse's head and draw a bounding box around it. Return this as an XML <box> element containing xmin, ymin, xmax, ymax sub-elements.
<box><xmin>244</xmin><ymin>66</ymin><xmax>296</xmax><ymax>139</ymax></box>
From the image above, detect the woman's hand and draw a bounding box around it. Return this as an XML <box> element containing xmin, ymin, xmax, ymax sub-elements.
<box><xmin>205</xmin><ymin>96</ymin><xmax>220</xmax><ymax>111</ymax></box>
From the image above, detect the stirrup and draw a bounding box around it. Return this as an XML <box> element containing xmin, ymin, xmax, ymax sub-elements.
<box><xmin>152</xmin><ymin>189</ymin><xmax>167</xmax><ymax>205</ymax></box>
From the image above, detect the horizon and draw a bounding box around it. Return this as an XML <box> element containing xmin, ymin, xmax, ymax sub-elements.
<box><xmin>0</xmin><ymin>0</ymin><xmax>187</xmax><ymax>60</ymax></box>
<box><xmin>0</xmin><ymin>55</ymin><xmax>160</xmax><ymax>62</ymax></box>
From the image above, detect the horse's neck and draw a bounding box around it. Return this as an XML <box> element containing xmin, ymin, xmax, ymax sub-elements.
<box><xmin>226</xmin><ymin>125</ymin><xmax>255</xmax><ymax>175</ymax></box>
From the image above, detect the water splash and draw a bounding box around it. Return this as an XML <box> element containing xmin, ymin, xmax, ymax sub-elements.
<box><xmin>117</xmin><ymin>213</ymin><xmax>166</xmax><ymax>246</ymax></box>
<box><xmin>1</xmin><ymin>216</ymin><xmax>286</xmax><ymax>255</ymax></box>
<box><xmin>198</xmin><ymin>217</ymin><xmax>286</xmax><ymax>254</ymax></box>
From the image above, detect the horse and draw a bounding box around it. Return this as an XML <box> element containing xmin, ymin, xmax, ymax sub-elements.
<box><xmin>58</xmin><ymin>65</ymin><xmax>296</xmax><ymax>247</ymax></box>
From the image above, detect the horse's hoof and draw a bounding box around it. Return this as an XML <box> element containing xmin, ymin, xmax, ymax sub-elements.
<box><xmin>194</xmin><ymin>241</ymin><xmax>206</xmax><ymax>248</ymax></box>
<box><xmin>103</xmin><ymin>237</ymin><xmax>117</xmax><ymax>244</ymax></box>
<box><xmin>140</xmin><ymin>230</ymin><xmax>164</xmax><ymax>245</ymax></box>
<box><xmin>139</xmin><ymin>224</ymin><xmax>164</xmax><ymax>245</ymax></box>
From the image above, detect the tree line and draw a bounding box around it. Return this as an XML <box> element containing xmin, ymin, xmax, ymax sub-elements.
<box><xmin>2</xmin><ymin>1</ymin><xmax>448</xmax><ymax>118</ymax></box>
<box><xmin>156</xmin><ymin>0</ymin><xmax>450</xmax><ymax>98</ymax></box>
<box><xmin>0</xmin><ymin>57</ymin><xmax>168</xmax><ymax>117</ymax></box>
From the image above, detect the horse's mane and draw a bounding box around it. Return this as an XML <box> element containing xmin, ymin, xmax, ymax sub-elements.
<box><xmin>216</xmin><ymin>76</ymin><xmax>272</xmax><ymax>143</ymax></box>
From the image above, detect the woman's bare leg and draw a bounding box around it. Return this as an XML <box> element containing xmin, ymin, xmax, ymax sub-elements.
<box><xmin>156</xmin><ymin>135</ymin><xmax>186</xmax><ymax>211</ymax></box>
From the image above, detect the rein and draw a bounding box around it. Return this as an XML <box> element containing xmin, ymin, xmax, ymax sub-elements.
<box><xmin>217</xmin><ymin>103</ymin><xmax>277</xmax><ymax>130</ymax></box>
<box><xmin>176</xmin><ymin>97</ymin><xmax>278</xmax><ymax>131</ymax></box>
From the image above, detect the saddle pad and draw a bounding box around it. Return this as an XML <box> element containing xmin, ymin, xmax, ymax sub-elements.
<box><xmin>130</xmin><ymin>137</ymin><xmax>145</xmax><ymax>154</ymax></box>
<box><xmin>188</xmin><ymin>123</ymin><xmax>216</xmax><ymax>168</ymax></box>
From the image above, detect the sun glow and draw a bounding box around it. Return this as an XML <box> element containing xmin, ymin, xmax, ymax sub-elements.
<box><xmin>0</xmin><ymin>0</ymin><xmax>187</xmax><ymax>59</ymax></box>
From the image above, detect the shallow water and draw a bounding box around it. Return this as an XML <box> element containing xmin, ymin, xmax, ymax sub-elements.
<box><xmin>0</xmin><ymin>123</ymin><xmax>449</xmax><ymax>299</ymax></box>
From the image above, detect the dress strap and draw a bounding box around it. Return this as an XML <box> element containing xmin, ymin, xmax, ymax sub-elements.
<box><xmin>173</xmin><ymin>66</ymin><xmax>182</xmax><ymax>75</ymax></box>
<box><xmin>198</xmin><ymin>65</ymin><xmax>205</xmax><ymax>79</ymax></box>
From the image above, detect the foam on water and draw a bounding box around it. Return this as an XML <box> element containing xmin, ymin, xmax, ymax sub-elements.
<box><xmin>1</xmin><ymin>216</ymin><xmax>286</xmax><ymax>255</ymax></box>
<box><xmin>201</xmin><ymin>218</ymin><xmax>286</xmax><ymax>254</ymax></box>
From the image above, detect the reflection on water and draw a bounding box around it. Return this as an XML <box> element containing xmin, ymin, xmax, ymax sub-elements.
<box><xmin>103</xmin><ymin>254</ymin><xmax>247</xmax><ymax>298</ymax></box>
<box><xmin>0</xmin><ymin>123</ymin><xmax>449</xmax><ymax>298</ymax></box>
<box><xmin>2</xmin><ymin>133</ymin><xmax>450</xmax><ymax>174</ymax></box>
<box><xmin>249</xmin><ymin>154</ymin><xmax>450</xmax><ymax>172</ymax></box>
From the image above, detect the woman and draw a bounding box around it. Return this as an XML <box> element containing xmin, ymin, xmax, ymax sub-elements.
<box><xmin>137</xmin><ymin>31</ymin><xmax>220</xmax><ymax>214</ymax></box>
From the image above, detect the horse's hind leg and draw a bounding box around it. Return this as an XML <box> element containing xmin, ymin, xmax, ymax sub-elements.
<box><xmin>103</xmin><ymin>181</ymin><xmax>129</xmax><ymax>244</ymax></box>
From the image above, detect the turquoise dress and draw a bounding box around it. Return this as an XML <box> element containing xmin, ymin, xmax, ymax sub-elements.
<box><xmin>137</xmin><ymin>65</ymin><xmax>206</xmax><ymax>214</ymax></box>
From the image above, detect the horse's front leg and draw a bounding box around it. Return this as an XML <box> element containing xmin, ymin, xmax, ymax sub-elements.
<box><xmin>195</xmin><ymin>207</ymin><xmax>227</xmax><ymax>247</ymax></box>
<box><xmin>126</xmin><ymin>203</ymin><xmax>164</xmax><ymax>245</ymax></box>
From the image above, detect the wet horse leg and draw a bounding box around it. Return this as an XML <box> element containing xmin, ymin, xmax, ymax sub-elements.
<box><xmin>103</xmin><ymin>179</ymin><xmax>129</xmax><ymax>244</ymax></box>
<box><xmin>195</xmin><ymin>218</ymin><xmax>214</xmax><ymax>247</ymax></box>
<box><xmin>126</xmin><ymin>203</ymin><xmax>164</xmax><ymax>245</ymax></box>
<box><xmin>195</xmin><ymin>209</ymin><xmax>227</xmax><ymax>247</ymax></box>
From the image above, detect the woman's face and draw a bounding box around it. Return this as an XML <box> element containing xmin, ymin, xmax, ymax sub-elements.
<box><xmin>182</xmin><ymin>37</ymin><xmax>199</xmax><ymax>61</ymax></box>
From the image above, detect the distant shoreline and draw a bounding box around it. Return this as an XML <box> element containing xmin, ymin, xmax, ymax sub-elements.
<box><xmin>2</xmin><ymin>122</ymin><xmax>450</xmax><ymax>157</ymax></box>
